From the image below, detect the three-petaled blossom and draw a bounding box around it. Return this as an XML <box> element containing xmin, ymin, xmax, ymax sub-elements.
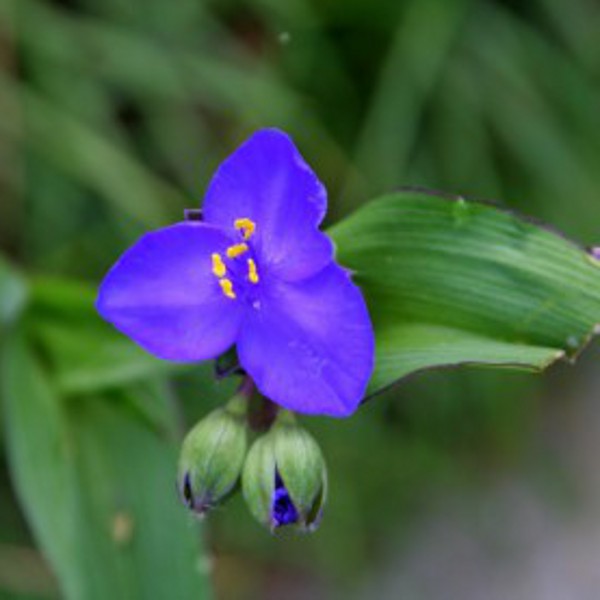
<box><xmin>97</xmin><ymin>129</ymin><xmax>374</xmax><ymax>417</ymax></box>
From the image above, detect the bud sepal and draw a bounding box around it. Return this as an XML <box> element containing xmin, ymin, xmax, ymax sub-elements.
<box><xmin>177</xmin><ymin>395</ymin><xmax>248</xmax><ymax>514</ymax></box>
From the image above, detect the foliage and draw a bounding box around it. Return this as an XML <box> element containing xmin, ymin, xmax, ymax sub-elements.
<box><xmin>332</xmin><ymin>191</ymin><xmax>600</xmax><ymax>393</ymax></box>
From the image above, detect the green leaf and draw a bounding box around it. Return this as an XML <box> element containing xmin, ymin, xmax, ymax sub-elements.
<box><xmin>330</xmin><ymin>190</ymin><xmax>600</xmax><ymax>394</ymax></box>
<box><xmin>27</xmin><ymin>277</ymin><xmax>183</xmax><ymax>394</ymax></box>
<box><xmin>0</xmin><ymin>256</ymin><xmax>27</xmax><ymax>327</ymax></box>
<box><xmin>0</xmin><ymin>73</ymin><xmax>179</xmax><ymax>229</ymax></box>
<box><xmin>1</xmin><ymin>335</ymin><xmax>78</xmax><ymax>596</ymax></box>
<box><xmin>1</xmin><ymin>333</ymin><xmax>211</xmax><ymax>600</ymax></box>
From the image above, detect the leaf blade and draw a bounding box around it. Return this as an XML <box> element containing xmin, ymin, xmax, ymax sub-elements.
<box><xmin>330</xmin><ymin>190</ymin><xmax>600</xmax><ymax>394</ymax></box>
<box><xmin>1</xmin><ymin>333</ymin><xmax>210</xmax><ymax>600</ymax></box>
<box><xmin>27</xmin><ymin>277</ymin><xmax>184</xmax><ymax>395</ymax></box>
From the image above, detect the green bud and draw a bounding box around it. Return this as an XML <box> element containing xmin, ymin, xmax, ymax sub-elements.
<box><xmin>242</xmin><ymin>412</ymin><xmax>327</xmax><ymax>532</ymax></box>
<box><xmin>177</xmin><ymin>396</ymin><xmax>248</xmax><ymax>514</ymax></box>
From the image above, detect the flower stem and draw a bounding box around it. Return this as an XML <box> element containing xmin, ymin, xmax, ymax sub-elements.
<box><xmin>237</xmin><ymin>375</ymin><xmax>255</xmax><ymax>400</ymax></box>
<box><xmin>248</xmin><ymin>395</ymin><xmax>279</xmax><ymax>432</ymax></box>
<box><xmin>225</xmin><ymin>375</ymin><xmax>255</xmax><ymax>417</ymax></box>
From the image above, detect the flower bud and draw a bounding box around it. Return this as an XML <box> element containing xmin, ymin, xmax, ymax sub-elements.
<box><xmin>242</xmin><ymin>412</ymin><xmax>327</xmax><ymax>532</ymax></box>
<box><xmin>177</xmin><ymin>396</ymin><xmax>248</xmax><ymax>514</ymax></box>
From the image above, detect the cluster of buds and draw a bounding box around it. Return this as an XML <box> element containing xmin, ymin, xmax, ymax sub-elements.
<box><xmin>177</xmin><ymin>383</ymin><xmax>327</xmax><ymax>532</ymax></box>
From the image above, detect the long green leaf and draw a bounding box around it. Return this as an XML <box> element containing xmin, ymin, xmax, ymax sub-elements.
<box><xmin>1</xmin><ymin>335</ymin><xmax>80</xmax><ymax>597</ymax></box>
<box><xmin>0</xmin><ymin>73</ymin><xmax>179</xmax><ymax>229</ymax></box>
<box><xmin>1</xmin><ymin>334</ymin><xmax>210</xmax><ymax>600</ymax></box>
<box><xmin>352</xmin><ymin>0</ymin><xmax>469</xmax><ymax>195</ymax></box>
<box><xmin>0</xmin><ymin>257</ymin><xmax>27</xmax><ymax>328</ymax></box>
<box><xmin>330</xmin><ymin>190</ymin><xmax>600</xmax><ymax>393</ymax></box>
<box><xmin>27</xmin><ymin>277</ymin><xmax>182</xmax><ymax>395</ymax></box>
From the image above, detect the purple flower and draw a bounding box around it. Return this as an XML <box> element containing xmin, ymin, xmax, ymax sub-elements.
<box><xmin>96</xmin><ymin>129</ymin><xmax>374</xmax><ymax>417</ymax></box>
<box><xmin>272</xmin><ymin>471</ymin><xmax>299</xmax><ymax>527</ymax></box>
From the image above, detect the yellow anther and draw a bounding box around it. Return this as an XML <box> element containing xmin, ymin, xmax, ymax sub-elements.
<box><xmin>247</xmin><ymin>258</ymin><xmax>259</xmax><ymax>284</ymax></box>
<box><xmin>234</xmin><ymin>218</ymin><xmax>256</xmax><ymax>240</ymax></box>
<box><xmin>211</xmin><ymin>253</ymin><xmax>226</xmax><ymax>278</ymax></box>
<box><xmin>226</xmin><ymin>243</ymin><xmax>249</xmax><ymax>259</ymax></box>
<box><xmin>219</xmin><ymin>278</ymin><xmax>236</xmax><ymax>299</ymax></box>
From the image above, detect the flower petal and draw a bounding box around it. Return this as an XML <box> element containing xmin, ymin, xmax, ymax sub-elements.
<box><xmin>97</xmin><ymin>223</ymin><xmax>243</xmax><ymax>361</ymax></box>
<box><xmin>202</xmin><ymin>129</ymin><xmax>333</xmax><ymax>281</ymax></box>
<box><xmin>237</xmin><ymin>264</ymin><xmax>374</xmax><ymax>417</ymax></box>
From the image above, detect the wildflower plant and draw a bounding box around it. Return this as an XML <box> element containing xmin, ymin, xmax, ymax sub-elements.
<box><xmin>96</xmin><ymin>129</ymin><xmax>600</xmax><ymax>532</ymax></box>
<box><xmin>98</xmin><ymin>129</ymin><xmax>375</xmax><ymax>529</ymax></box>
<box><xmin>5</xmin><ymin>3</ymin><xmax>600</xmax><ymax>597</ymax></box>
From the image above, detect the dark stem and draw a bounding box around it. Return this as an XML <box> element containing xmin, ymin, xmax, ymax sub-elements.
<box><xmin>248</xmin><ymin>395</ymin><xmax>279</xmax><ymax>432</ymax></box>
<box><xmin>237</xmin><ymin>375</ymin><xmax>255</xmax><ymax>400</ymax></box>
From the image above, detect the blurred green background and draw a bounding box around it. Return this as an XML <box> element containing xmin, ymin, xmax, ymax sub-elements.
<box><xmin>2</xmin><ymin>0</ymin><xmax>600</xmax><ymax>598</ymax></box>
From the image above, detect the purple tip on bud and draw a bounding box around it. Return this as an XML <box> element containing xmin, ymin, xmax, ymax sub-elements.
<box><xmin>591</xmin><ymin>247</ymin><xmax>600</xmax><ymax>260</ymax></box>
<box><xmin>242</xmin><ymin>413</ymin><xmax>327</xmax><ymax>532</ymax></box>
<box><xmin>272</xmin><ymin>472</ymin><xmax>299</xmax><ymax>527</ymax></box>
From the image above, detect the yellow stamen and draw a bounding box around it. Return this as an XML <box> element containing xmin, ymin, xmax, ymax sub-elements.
<box><xmin>247</xmin><ymin>258</ymin><xmax>259</xmax><ymax>284</ymax></box>
<box><xmin>211</xmin><ymin>253</ymin><xmax>226</xmax><ymax>278</ymax></box>
<box><xmin>234</xmin><ymin>218</ymin><xmax>256</xmax><ymax>240</ymax></box>
<box><xmin>226</xmin><ymin>243</ymin><xmax>249</xmax><ymax>259</ymax></box>
<box><xmin>219</xmin><ymin>278</ymin><xmax>236</xmax><ymax>299</ymax></box>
